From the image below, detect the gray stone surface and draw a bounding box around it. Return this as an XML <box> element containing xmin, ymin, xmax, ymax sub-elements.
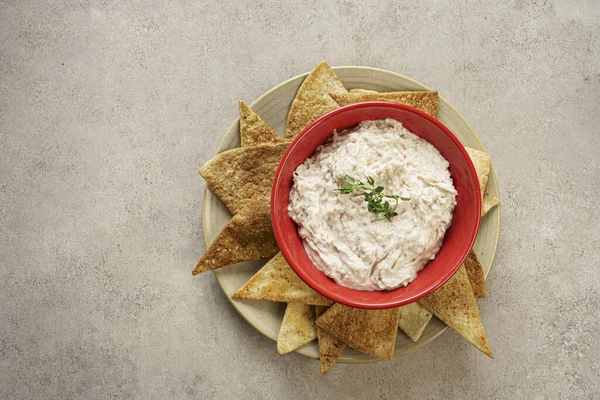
<box><xmin>1</xmin><ymin>0</ymin><xmax>599</xmax><ymax>398</ymax></box>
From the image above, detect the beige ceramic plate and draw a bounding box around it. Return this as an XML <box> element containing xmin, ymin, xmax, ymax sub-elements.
<box><xmin>202</xmin><ymin>66</ymin><xmax>500</xmax><ymax>363</ymax></box>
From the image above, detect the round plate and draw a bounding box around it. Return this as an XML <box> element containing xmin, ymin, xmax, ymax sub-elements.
<box><xmin>202</xmin><ymin>66</ymin><xmax>501</xmax><ymax>363</ymax></box>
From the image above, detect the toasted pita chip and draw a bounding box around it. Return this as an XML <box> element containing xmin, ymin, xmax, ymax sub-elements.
<box><xmin>330</xmin><ymin>91</ymin><xmax>439</xmax><ymax>118</ymax></box>
<box><xmin>397</xmin><ymin>302</ymin><xmax>433</xmax><ymax>342</ymax></box>
<box><xmin>418</xmin><ymin>266</ymin><xmax>493</xmax><ymax>358</ymax></box>
<box><xmin>199</xmin><ymin>143</ymin><xmax>288</xmax><ymax>215</ymax></box>
<box><xmin>464</xmin><ymin>250</ymin><xmax>486</xmax><ymax>298</ymax></box>
<box><xmin>277</xmin><ymin>303</ymin><xmax>317</xmax><ymax>354</ymax></box>
<box><xmin>232</xmin><ymin>252</ymin><xmax>332</xmax><ymax>305</ymax></box>
<box><xmin>482</xmin><ymin>191</ymin><xmax>500</xmax><ymax>216</ymax></box>
<box><xmin>239</xmin><ymin>100</ymin><xmax>284</xmax><ymax>147</ymax></box>
<box><xmin>315</xmin><ymin>305</ymin><xmax>346</xmax><ymax>374</ymax></box>
<box><xmin>465</xmin><ymin>147</ymin><xmax>491</xmax><ymax>205</ymax></box>
<box><xmin>349</xmin><ymin>88</ymin><xmax>378</xmax><ymax>93</ymax></box>
<box><xmin>316</xmin><ymin>304</ymin><xmax>400</xmax><ymax>360</ymax></box>
<box><xmin>285</xmin><ymin>61</ymin><xmax>347</xmax><ymax>139</ymax></box>
<box><xmin>192</xmin><ymin>195</ymin><xmax>278</xmax><ymax>275</ymax></box>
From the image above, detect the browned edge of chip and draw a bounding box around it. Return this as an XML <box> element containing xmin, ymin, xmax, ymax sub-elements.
<box><xmin>349</xmin><ymin>88</ymin><xmax>378</xmax><ymax>94</ymax></box>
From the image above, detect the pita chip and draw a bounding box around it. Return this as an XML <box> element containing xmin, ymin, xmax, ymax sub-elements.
<box><xmin>482</xmin><ymin>191</ymin><xmax>500</xmax><ymax>216</ymax></box>
<box><xmin>315</xmin><ymin>305</ymin><xmax>346</xmax><ymax>374</ymax></box>
<box><xmin>418</xmin><ymin>266</ymin><xmax>493</xmax><ymax>358</ymax></box>
<box><xmin>465</xmin><ymin>147</ymin><xmax>491</xmax><ymax>205</ymax></box>
<box><xmin>199</xmin><ymin>142</ymin><xmax>288</xmax><ymax>215</ymax></box>
<box><xmin>239</xmin><ymin>100</ymin><xmax>284</xmax><ymax>147</ymax></box>
<box><xmin>277</xmin><ymin>303</ymin><xmax>317</xmax><ymax>354</ymax></box>
<box><xmin>464</xmin><ymin>250</ymin><xmax>486</xmax><ymax>298</ymax></box>
<box><xmin>316</xmin><ymin>304</ymin><xmax>400</xmax><ymax>360</ymax></box>
<box><xmin>232</xmin><ymin>252</ymin><xmax>332</xmax><ymax>306</ymax></box>
<box><xmin>330</xmin><ymin>91</ymin><xmax>439</xmax><ymax>118</ymax></box>
<box><xmin>192</xmin><ymin>194</ymin><xmax>278</xmax><ymax>275</ymax></box>
<box><xmin>397</xmin><ymin>302</ymin><xmax>433</xmax><ymax>342</ymax></box>
<box><xmin>285</xmin><ymin>61</ymin><xmax>347</xmax><ymax>139</ymax></box>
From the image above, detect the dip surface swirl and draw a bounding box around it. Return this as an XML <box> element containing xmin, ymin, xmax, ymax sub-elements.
<box><xmin>288</xmin><ymin>119</ymin><xmax>457</xmax><ymax>291</ymax></box>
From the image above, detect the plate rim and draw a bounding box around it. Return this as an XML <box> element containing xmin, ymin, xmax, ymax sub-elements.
<box><xmin>201</xmin><ymin>65</ymin><xmax>501</xmax><ymax>363</ymax></box>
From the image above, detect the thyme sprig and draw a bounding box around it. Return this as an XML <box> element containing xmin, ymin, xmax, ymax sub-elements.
<box><xmin>336</xmin><ymin>175</ymin><xmax>410</xmax><ymax>222</ymax></box>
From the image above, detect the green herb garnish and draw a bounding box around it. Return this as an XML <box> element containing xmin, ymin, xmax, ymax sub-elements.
<box><xmin>336</xmin><ymin>175</ymin><xmax>410</xmax><ymax>222</ymax></box>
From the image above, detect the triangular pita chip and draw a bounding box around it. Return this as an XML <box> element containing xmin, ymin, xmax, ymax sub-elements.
<box><xmin>397</xmin><ymin>302</ymin><xmax>433</xmax><ymax>342</ymax></box>
<box><xmin>192</xmin><ymin>195</ymin><xmax>278</xmax><ymax>275</ymax></box>
<box><xmin>239</xmin><ymin>100</ymin><xmax>284</xmax><ymax>147</ymax></box>
<box><xmin>482</xmin><ymin>191</ymin><xmax>500</xmax><ymax>216</ymax></box>
<box><xmin>418</xmin><ymin>266</ymin><xmax>493</xmax><ymax>358</ymax></box>
<box><xmin>465</xmin><ymin>147</ymin><xmax>491</xmax><ymax>205</ymax></box>
<box><xmin>464</xmin><ymin>250</ymin><xmax>486</xmax><ymax>298</ymax></box>
<box><xmin>285</xmin><ymin>61</ymin><xmax>347</xmax><ymax>139</ymax></box>
<box><xmin>315</xmin><ymin>305</ymin><xmax>346</xmax><ymax>374</ymax></box>
<box><xmin>277</xmin><ymin>303</ymin><xmax>317</xmax><ymax>354</ymax></box>
<box><xmin>330</xmin><ymin>91</ymin><xmax>439</xmax><ymax>118</ymax></box>
<box><xmin>316</xmin><ymin>304</ymin><xmax>400</xmax><ymax>360</ymax></box>
<box><xmin>199</xmin><ymin>142</ymin><xmax>288</xmax><ymax>215</ymax></box>
<box><xmin>232</xmin><ymin>252</ymin><xmax>332</xmax><ymax>306</ymax></box>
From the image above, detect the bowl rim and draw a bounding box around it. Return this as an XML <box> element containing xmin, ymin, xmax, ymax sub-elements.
<box><xmin>271</xmin><ymin>101</ymin><xmax>481</xmax><ymax>309</ymax></box>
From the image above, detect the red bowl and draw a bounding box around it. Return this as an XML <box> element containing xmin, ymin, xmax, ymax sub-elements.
<box><xmin>271</xmin><ymin>102</ymin><xmax>481</xmax><ymax>309</ymax></box>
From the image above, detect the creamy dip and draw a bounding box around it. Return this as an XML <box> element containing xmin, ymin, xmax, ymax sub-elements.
<box><xmin>288</xmin><ymin>119</ymin><xmax>457</xmax><ymax>291</ymax></box>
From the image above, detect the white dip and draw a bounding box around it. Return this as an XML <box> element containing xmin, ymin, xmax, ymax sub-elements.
<box><xmin>288</xmin><ymin>119</ymin><xmax>457</xmax><ymax>291</ymax></box>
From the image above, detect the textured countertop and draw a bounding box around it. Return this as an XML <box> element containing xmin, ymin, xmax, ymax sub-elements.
<box><xmin>1</xmin><ymin>1</ymin><xmax>599</xmax><ymax>398</ymax></box>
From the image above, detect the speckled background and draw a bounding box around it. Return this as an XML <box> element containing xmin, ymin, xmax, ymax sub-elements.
<box><xmin>1</xmin><ymin>1</ymin><xmax>599</xmax><ymax>398</ymax></box>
